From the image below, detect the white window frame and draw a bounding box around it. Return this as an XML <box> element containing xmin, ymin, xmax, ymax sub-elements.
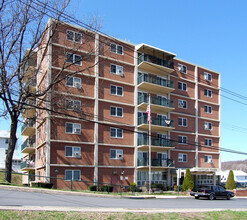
<box><xmin>178</xmin><ymin>99</ymin><xmax>187</xmax><ymax>109</ymax></box>
<box><xmin>65</xmin><ymin>170</ymin><xmax>81</xmax><ymax>181</ymax></box>
<box><xmin>178</xmin><ymin>153</ymin><xmax>187</xmax><ymax>162</ymax></box>
<box><xmin>66</xmin><ymin>30</ymin><xmax>82</xmax><ymax>43</ymax></box>
<box><xmin>110</xmin><ymin>127</ymin><xmax>123</xmax><ymax>138</ymax></box>
<box><xmin>65</xmin><ymin>146</ymin><xmax>81</xmax><ymax>158</ymax></box>
<box><xmin>204</xmin><ymin>89</ymin><xmax>212</xmax><ymax>98</ymax></box>
<box><xmin>110</xmin><ymin>64</ymin><xmax>123</xmax><ymax>76</ymax></box>
<box><xmin>110</xmin><ymin>43</ymin><xmax>123</xmax><ymax>55</ymax></box>
<box><xmin>205</xmin><ymin>139</ymin><xmax>212</xmax><ymax>146</ymax></box>
<box><xmin>204</xmin><ymin>105</ymin><xmax>212</xmax><ymax>114</ymax></box>
<box><xmin>66</xmin><ymin>99</ymin><xmax>81</xmax><ymax>111</ymax></box>
<box><xmin>204</xmin><ymin>155</ymin><xmax>213</xmax><ymax>163</ymax></box>
<box><xmin>110</xmin><ymin>149</ymin><xmax>123</xmax><ymax>160</ymax></box>
<box><xmin>110</xmin><ymin>85</ymin><xmax>123</xmax><ymax>96</ymax></box>
<box><xmin>65</xmin><ymin>122</ymin><xmax>81</xmax><ymax>134</ymax></box>
<box><xmin>66</xmin><ymin>76</ymin><xmax>81</xmax><ymax>89</ymax></box>
<box><xmin>204</xmin><ymin>122</ymin><xmax>212</xmax><ymax>130</ymax></box>
<box><xmin>110</xmin><ymin>106</ymin><xmax>123</xmax><ymax>117</ymax></box>
<box><xmin>178</xmin><ymin>117</ymin><xmax>187</xmax><ymax>127</ymax></box>
<box><xmin>178</xmin><ymin>82</ymin><xmax>187</xmax><ymax>91</ymax></box>
<box><xmin>178</xmin><ymin>136</ymin><xmax>188</xmax><ymax>144</ymax></box>
<box><xmin>178</xmin><ymin>64</ymin><xmax>187</xmax><ymax>74</ymax></box>
<box><xmin>66</xmin><ymin>53</ymin><xmax>82</xmax><ymax>66</ymax></box>
<box><xmin>204</xmin><ymin>72</ymin><xmax>212</xmax><ymax>81</ymax></box>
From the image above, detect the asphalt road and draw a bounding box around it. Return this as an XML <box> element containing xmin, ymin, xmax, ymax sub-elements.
<box><xmin>0</xmin><ymin>188</ymin><xmax>247</xmax><ymax>212</ymax></box>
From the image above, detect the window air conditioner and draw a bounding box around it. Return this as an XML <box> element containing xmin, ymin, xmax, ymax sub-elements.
<box><xmin>73</xmin><ymin>152</ymin><xmax>80</xmax><ymax>157</ymax></box>
<box><xmin>178</xmin><ymin>66</ymin><xmax>182</xmax><ymax>72</ymax></box>
<box><xmin>208</xmin><ymin>159</ymin><xmax>212</xmax><ymax>163</ymax></box>
<box><xmin>117</xmin><ymin>154</ymin><xmax>123</xmax><ymax>159</ymax></box>
<box><xmin>178</xmin><ymin>101</ymin><xmax>184</xmax><ymax>108</ymax></box>
<box><xmin>74</xmin><ymin>128</ymin><xmax>80</xmax><ymax>134</ymax></box>
<box><xmin>75</xmin><ymin>82</ymin><xmax>81</xmax><ymax>89</ymax></box>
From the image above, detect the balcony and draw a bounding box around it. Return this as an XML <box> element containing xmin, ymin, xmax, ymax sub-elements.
<box><xmin>21</xmin><ymin>160</ymin><xmax>35</xmax><ymax>171</ymax></box>
<box><xmin>21</xmin><ymin>120</ymin><xmax>35</xmax><ymax>136</ymax></box>
<box><xmin>138</xmin><ymin>53</ymin><xmax>174</xmax><ymax>75</ymax></box>
<box><xmin>138</xmin><ymin>115</ymin><xmax>174</xmax><ymax>132</ymax></box>
<box><xmin>137</xmin><ymin>158</ymin><xmax>174</xmax><ymax>170</ymax></box>
<box><xmin>22</xmin><ymin>99</ymin><xmax>36</xmax><ymax>118</ymax></box>
<box><xmin>138</xmin><ymin>94</ymin><xmax>174</xmax><ymax>114</ymax></box>
<box><xmin>138</xmin><ymin>74</ymin><xmax>174</xmax><ymax>95</ymax></box>
<box><xmin>21</xmin><ymin>138</ymin><xmax>35</xmax><ymax>154</ymax></box>
<box><xmin>137</xmin><ymin>136</ymin><xmax>174</xmax><ymax>151</ymax></box>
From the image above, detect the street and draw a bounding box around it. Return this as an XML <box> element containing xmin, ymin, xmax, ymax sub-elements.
<box><xmin>0</xmin><ymin>188</ymin><xmax>247</xmax><ymax>212</ymax></box>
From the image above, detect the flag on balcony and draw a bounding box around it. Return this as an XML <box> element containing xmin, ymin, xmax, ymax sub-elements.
<box><xmin>146</xmin><ymin>96</ymin><xmax>152</xmax><ymax>123</ymax></box>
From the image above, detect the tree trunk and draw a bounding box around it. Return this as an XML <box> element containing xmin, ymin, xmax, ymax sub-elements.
<box><xmin>5</xmin><ymin>117</ymin><xmax>18</xmax><ymax>183</ymax></box>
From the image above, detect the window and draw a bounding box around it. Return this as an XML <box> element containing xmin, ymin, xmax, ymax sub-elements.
<box><xmin>178</xmin><ymin>64</ymin><xmax>187</xmax><ymax>74</ymax></box>
<box><xmin>178</xmin><ymin>153</ymin><xmax>187</xmax><ymax>162</ymax></box>
<box><xmin>205</xmin><ymin>139</ymin><xmax>212</xmax><ymax>146</ymax></box>
<box><xmin>110</xmin><ymin>64</ymin><xmax>123</xmax><ymax>76</ymax></box>
<box><xmin>178</xmin><ymin>117</ymin><xmax>187</xmax><ymax>127</ymax></box>
<box><xmin>204</xmin><ymin>122</ymin><xmax>212</xmax><ymax>130</ymax></box>
<box><xmin>65</xmin><ymin>122</ymin><xmax>81</xmax><ymax>134</ymax></box>
<box><xmin>110</xmin><ymin>106</ymin><xmax>123</xmax><ymax>117</ymax></box>
<box><xmin>178</xmin><ymin>82</ymin><xmax>187</xmax><ymax>91</ymax></box>
<box><xmin>66</xmin><ymin>30</ymin><xmax>82</xmax><ymax>43</ymax></box>
<box><xmin>204</xmin><ymin>72</ymin><xmax>212</xmax><ymax>81</ymax></box>
<box><xmin>178</xmin><ymin>136</ymin><xmax>188</xmax><ymax>144</ymax></box>
<box><xmin>178</xmin><ymin>99</ymin><xmax>187</xmax><ymax>109</ymax></box>
<box><xmin>65</xmin><ymin>146</ymin><xmax>81</xmax><ymax>158</ymax></box>
<box><xmin>66</xmin><ymin>53</ymin><xmax>82</xmax><ymax>65</ymax></box>
<box><xmin>110</xmin><ymin>43</ymin><xmax>123</xmax><ymax>55</ymax></box>
<box><xmin>37</xmin><ymin>171</ymin><xmax>40</xmax><ymax>181</ymax></box>
<box><xmin>38</xmin><ymin>150</ymin><xmax>41</xmax><ymax>160</ymax></box>
<box><xmin>110</xmin><ymin>127</ymin><xmax>123</xmax><ymax>138</ymax></box>
<box><xmin>110</xmin><ymin>85</ymin><xmax>123</xmax><ymax>96</ymax></box>
<box><xmin>66</xmin><ymin>76</ymin><xmax>81</xmax><ymax>89</ymax></box>
<box><xmin>5</xmin><ymin>139</ymin><xmax>9</xmax><ymax>144</ymax></box>
<box><xmin>204</xmin><ymin>105</ymin><xmax>212</xmax><ymax>114</ymax></box>
<box><xmin>204</xmin><ymin>155</ymin><xmax>212</xmax><ymax>163</ymax></box>
<box><xmin>204</xmin><ymin>89</ymin><xmax>212</xmax><ymax>98</ymax></box>
<box><xmin>65</xmin><ymin>170</ymin><xmax>81</xmax><ymax>181</ymax></box>
<box><xmin>66</xmin><ymin>100</ymin><xmax>81</xmax><ymax>111</ymax></box>
<box><xmin>110</xmin><ymin>149</ymin><xmax>123</xmax><ymax>159</ymax></box>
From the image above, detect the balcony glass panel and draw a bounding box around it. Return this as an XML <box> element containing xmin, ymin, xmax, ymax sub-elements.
<box><xmin>138</xmin><ymin>94</ymin><xmax>174</xmax><ymax>108</ymax></box>
<box><xmin>138</xmin><ymin>115</ymin><xmax>174</xmax><ymax>128</ymax></box>
<box><xmin>138</xmin><ymin>53</ymin><xmax>174</xmax><ymax>69</ymax></box>
<box><xmin>138</xmin><ymin>73</ymin><xmax>174</xmax><ymax>89</ymax></box>
<box><xmin>137</xmin><ymin>158</ymin><xmax>174</xmax><ymax>167</ymax></box>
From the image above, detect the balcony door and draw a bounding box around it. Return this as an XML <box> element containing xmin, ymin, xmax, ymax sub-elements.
<box><xmin>157</xmin><ymin>152</ymin><xmax>167</xmax><ymax>166</ymax></box>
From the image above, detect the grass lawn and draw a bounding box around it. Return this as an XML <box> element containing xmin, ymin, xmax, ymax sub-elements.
<box><xmin>0</xmin><ymin>170</ymin><xmax>22</xmax><ymax>185</ymax></box>
<box><xmin>0</xmin><ymin>210</ymin><xmax>247</xmax><ymax>220</ymax></box>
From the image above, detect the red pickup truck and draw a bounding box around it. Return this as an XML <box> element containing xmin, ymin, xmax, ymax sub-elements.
<box><xmin>190</xmin><ymin>185</ymin><xmax>235</xmax><ymax>200</ymax></box>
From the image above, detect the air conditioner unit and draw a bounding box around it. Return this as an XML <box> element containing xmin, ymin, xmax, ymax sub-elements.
<box><xmin>178</xmin><ymin>66</ymin><xmax>182</xmax><ymax>72</ymax></box>
<box><xmin>117</xmin><ymin>154</ymin><xmax>123</xmax><ymax>159</ymax></box>
<box><xmin>73</xmin><ymin>152</ymin><xmax>80</xmax><ymax>158</ymax></box>
<box><xmin>75</xmin><ymin>82</ymin><xmax>81</xmax><ymax>89</ymax></box>
<box><xmin>178</xmin><ymin>100</ymin><xmax>184</xmax><ymax>108</ymax></box>
<box><xmin>74</xmin><ymin>128</ymin><xmax>81</xmax><ymax>134</ymax></box>
<box><xmin>208</xmin><ymin>159</ymin><xmax>213</xmax><ymax>163</ymax></box>
<box><xmin>73</xmin><ymin>105</ymin><xmax>81</xmax><ymax>111</ymax></box>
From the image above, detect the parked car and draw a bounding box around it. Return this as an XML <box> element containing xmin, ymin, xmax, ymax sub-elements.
<box><xmin>190</xmin><ymin>185</ymin><xmax>235</xmax><ymax>200</ymax></box>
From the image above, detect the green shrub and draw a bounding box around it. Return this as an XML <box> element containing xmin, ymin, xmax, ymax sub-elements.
<box><xmin>129</xmin><ymin>182</ymin><xmax>137</xmax><ymax>192</ymax></box>
<box><xmin>174</xmin><ymin>185</ymin><xmax>183</xmax><ymax>192</ymax></box>
<box><xmin>225</xmin><ymin>170</ymin><xmax>236</xmax><ymax>190</ymax></box>
<box><xmin>100</xmin><ymin>185</ymin><xmax>113</xmax><ymax>192</ymax></box>
<box><xmin>182</xmin><ymin>168</ymin><xmax>194</xmax><ymax>191</ymax></box>
<box><xmin>151</xmin><ymin>184</ymin><xmax>164</xmax><ymax>190</ymax></box>
<box><xmin>31</xmin><ymin>182</ymin><xmax>53</xmax><ymax>188</ymax></box>
<box><xmin>88</xmin><ymin>185</ymin><xmax>97</xmax><ymax>191</ymax></box>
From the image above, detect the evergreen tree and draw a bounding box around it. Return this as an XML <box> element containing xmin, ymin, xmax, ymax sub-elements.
<box><xmin>182</xmin><ymin>168</ymin><xmax>194</xmax><ymax>191</ymax></box>
<box><xmin>225</xmin><ymin>170</ymin><xmax>236</xmax><ymax>190</ymax></box>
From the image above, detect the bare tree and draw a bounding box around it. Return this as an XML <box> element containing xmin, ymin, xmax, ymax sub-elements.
<box><xmin>0</xmin><ymin>0</ymin><xmax>102</xmax><ymax>182</ymax></box>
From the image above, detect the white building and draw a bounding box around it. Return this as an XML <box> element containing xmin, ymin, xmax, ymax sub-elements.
<box><xmin>0</xmin><ymin>130</ymin><xmax>21</xmax><ymax>172</ymax></box>
<box><xmin>217</xmin><ymin>170</ymin><xmax>247</xmax><ymax>188</ymax></box>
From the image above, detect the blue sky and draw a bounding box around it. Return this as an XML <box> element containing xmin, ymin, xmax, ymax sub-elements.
<box><xmin>1</xmin><ymin>0</ymin><xmax>247</xmax><ymax>162</ymax></box>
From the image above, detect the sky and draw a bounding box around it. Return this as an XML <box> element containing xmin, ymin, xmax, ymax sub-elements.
<box><xmin>1</xmin><ymin>0</ymin><xmax>247</xmax><ymax>162</ymax></box>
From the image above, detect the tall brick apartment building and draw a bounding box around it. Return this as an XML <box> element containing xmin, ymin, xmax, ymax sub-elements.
<box><xmin>21</xmin><ymin>19</ymin><xmax>220</xmax><ymax>190</ymax></box>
